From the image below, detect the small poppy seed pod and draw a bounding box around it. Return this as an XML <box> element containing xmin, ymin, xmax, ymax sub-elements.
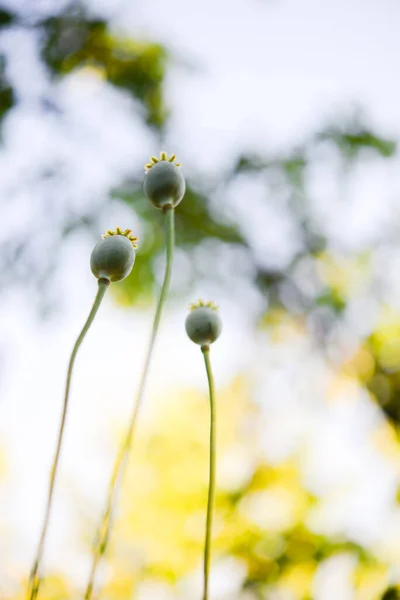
<box><xmin>186</xmin><ymin>301</ymin><xmax>222</xmax><ymax>346</ymax></box>
<box><xmin>143</xmin><ymin>152</ymin><xmax>185</xmax><ymax>210</ymax></box>
<box><xmin>90</xmin><ymin>229</ymin><xmax>138</xmax><ymax>283</ymax></box>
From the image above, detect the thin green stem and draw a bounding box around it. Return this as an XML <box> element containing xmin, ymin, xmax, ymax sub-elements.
<box><xmin>28</xmin><ymin>278</ymin><xmax>109</xmax><ymax>600</ymax></box>
<box><xmin>201</xmin><ymin>345</ymin><xmax>216</xmax><ymax>600</ymax></box>
<box><xmin>84</xmin><ymin>207</ymin><xmax>175</xmax><ymax>600</ymax></box>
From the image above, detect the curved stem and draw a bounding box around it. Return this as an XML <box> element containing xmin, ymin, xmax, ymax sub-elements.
<box><xmin>201</xmin><ymin>345</ymin><xmax>216</xmax><ymax>600</ymax></box>
<box><xmin>28</xmin><ymin>278</ymin><xmax>109</xmax><ymax>600</ymax></box>
<box><xmin>84</xmin><ymin>207</ymin><xmax>175</xmax><ymax>600</ymax></box>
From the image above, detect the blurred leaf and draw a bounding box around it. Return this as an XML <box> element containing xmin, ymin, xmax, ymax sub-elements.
<box><xmin>282</xmin><ymin>155</ymin><xmax>307</xmax><ymax>190</ymax></box>
<box><xmin>0</xmin><ymin>55</ymin><xmax>13</xmax><ymax>123</ymax></box>
<box><xmin>316</xmin><ymin>289</ymin><xmax>346</xmax><ymax>314</ymax></box>
<box><xmin>364</xmin><ymin>312</ymin><xmax>400</xmax><ymax>426</ymax></box>
<box><xmin>0</xmin><ymin>7</ymin><xmax>13</xmax><ymax>27</ymax></box>
<box><xmin>382</xmin><ymin>588</ymin><xmax>400</xmax><ymax>600</ymax></box>
<box><xmin>320</xmin><ymin>125</ymin><xmax>397</xmax><ymax>159</ymax></box>
<box><xmin>41</xmin><ymin>11</ymin><xmax>167</xmax><ymax>127</ymax></box>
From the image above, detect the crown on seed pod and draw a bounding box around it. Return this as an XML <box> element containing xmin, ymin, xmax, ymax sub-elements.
<box><xmin>189</xmin><ymin>299</ymin><xmax>219</xmax><ymax>311</ymax></box>
<box><xmin>144</xmin><ymin>151</ymin><xmax>181</xmax><ymax>172</ymax></box>
<box><xmin>102</xmin><ymin>227</ymin><xmax>138</xmax><ymax>248</ymax></box>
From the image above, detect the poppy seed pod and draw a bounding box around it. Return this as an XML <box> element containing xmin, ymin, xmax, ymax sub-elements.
<box><xmin>90</xmin><ymin>228</ymin><xmax>138</xmax><ymax>283</ymax></box>
<box><xmin>186</xmin><ymin>301</ymin><xmax>222</xmax><ymax>346</ymax></box>
<box><xmin>144</xmin><ymin>152</ymin><xmax>185</xmax><ymax>210</ymax></box>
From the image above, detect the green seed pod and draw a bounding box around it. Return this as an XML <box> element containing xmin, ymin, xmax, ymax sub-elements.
<box><xmin>143</xmin><ymin>152</ymin><xmax>185</xmax><ymax>210</ymax></box>
<box><xmin>90</xmin><ymin>228</ymin><xmax>138</xmax><ymax>283</ymax></box>
<box><xmin>186</xmin><ymin>300</ymin><xmax>222</xmax><ymax>346</ymax></box>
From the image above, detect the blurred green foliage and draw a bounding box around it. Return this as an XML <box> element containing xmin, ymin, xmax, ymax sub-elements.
<box><xmin>319</xmin><ymin>125</ymin><xmax>397</xmax><ymax>160</ymax></box>
<box><xmin>0</xmin><ymin>3</ymin><xmax>167</xmax><ymax>127</ymax></box>
<box><xmin>382</xmin><ymin>588</ymin><xmax>400</xmax><ymax>600</ymax></box>
<box><xmin>0</xmin><ymin>55</ymin><xmax>13</xmax><ymax>122</ymax></box>
<box><xmin>363</xmin><ymin>316</ymin><xmax>400</xmax><ymax>427</ymax></box>
<box><xmin>42</xmin><ymin>13</ymin><xmax>167</xmax><ymax>127</ymax></box>
<box><xmin>0</xmin><ymin>4</ymin><xmax>13</xmax><ymax>124</ymax></box>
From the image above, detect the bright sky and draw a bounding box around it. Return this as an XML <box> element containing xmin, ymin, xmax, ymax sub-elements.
<box><xmin>1</xmin><ymin>0</ymin><xmax>400</xmax><ymax>597</ymax></box>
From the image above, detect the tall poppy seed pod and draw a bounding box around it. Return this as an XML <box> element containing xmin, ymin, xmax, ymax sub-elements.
<box><xmin>186</xmin><ymin>300</ymin><xmax>222</xmax><ymax>346</ymax></box>
<box><xmin>90</xmin><ymin>228</ymin><xmax>138</xmax><ymax>282</ymax></box>
<box><xmin>185</xmin><ymin>300</ymin><xmax>221</xmax><ymax>600</ymax></box>
<box><xmin>84</xmin><ymin>156</ymin><xmax>182</xmax><ymax>599</ymax></box>
<box><xmin>27</xmin><ymin>226</ymin><xmax>138</xmax><ymax>600</ymax></box>
<box><xmin>143</xmin><ymin>151</ymin><xmax>185</xmax><ymax>209</ymax></box>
